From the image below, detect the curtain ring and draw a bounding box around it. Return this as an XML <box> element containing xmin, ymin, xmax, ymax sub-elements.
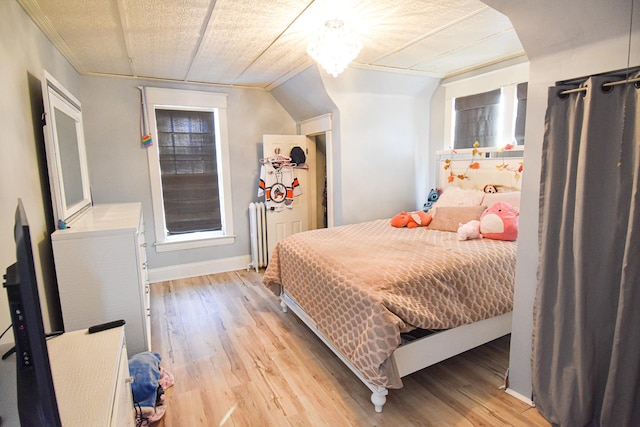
<box><xmin>600</xmin><ymin>81</ymin><xmax>615</xmax><ymax>93</ymax></box>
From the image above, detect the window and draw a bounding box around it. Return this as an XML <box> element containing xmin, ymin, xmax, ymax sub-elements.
<box><xmin>452</xmin><ymin>83</ymin><xmax>527</xmax><ymax>149</ymax></box>
<box><xmin>443</xmin><ymin>62</ymin><xmax>529</xmax><ymax>150</ymax></box>
<box><xmin>453</xmin><ymin>89</ymin><xmax>502</xmax><ymax>148</ymax></box>
<box><xmin>156</xmin><ymin>110</ymin><xmax>221</xmax><ymax>234</ymax></box>
<box><xmin>144</xmin><ymin>87</ymin><xmax>234</xmax><ymax>251</ymax></box>
<box><xmin>514</xmin><ymin>82</ymin><xmax>528</xmax><ymax>145</ymax></box>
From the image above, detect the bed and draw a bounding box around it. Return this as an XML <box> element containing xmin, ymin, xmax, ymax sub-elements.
<box><xmin>262</xmin><ymin>149</ymin><xmax>523</xmax><ymax>412</ymax></box>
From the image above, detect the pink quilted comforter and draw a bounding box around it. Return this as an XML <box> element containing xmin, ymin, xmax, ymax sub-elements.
<box><xmin>263</xmin><ymin>219</ymin><xmax>516</xmax><ymax>388</ymax></box>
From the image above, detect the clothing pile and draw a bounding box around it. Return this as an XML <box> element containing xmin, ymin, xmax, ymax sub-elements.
<box><xmin>129</xmin><ymin>352</ymin><xmax>175</xmax><ymax>426</ymax></box>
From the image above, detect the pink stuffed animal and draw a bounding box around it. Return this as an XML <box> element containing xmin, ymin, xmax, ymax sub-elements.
<box><xmin>457</xmin><ymin>220</ymin><xmax>482</xmax><ymax>240</ymax></box>
<box><xmin>479</xmin><ymin>202</ymin><xmax>519</xmax><ymax>241</ymax></box>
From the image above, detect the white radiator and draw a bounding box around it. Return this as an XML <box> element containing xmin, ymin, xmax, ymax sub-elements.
<box><xmin>247</xmin><ymin>202</ymin><xmax>268</xmax><ymax>272</ymax></box>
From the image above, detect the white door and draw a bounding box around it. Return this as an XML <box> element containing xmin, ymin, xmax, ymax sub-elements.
<box><xmin>262</xmin><ymin>135</ymin><xmax>316</xmax><ymax>260</ymax></box>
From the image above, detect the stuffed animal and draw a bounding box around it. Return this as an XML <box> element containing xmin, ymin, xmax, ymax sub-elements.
<box><xmin>483</xmin><ymin>184</ymin><xmax>499</xmax><ymax>193</ymax></box>
<box><xmin>391</xmin><ymin>211</ymin><xmax>432</xmax><ymax>228</ymax></box>
<box><xmin>422</xmin><ymin>188</ymin><xmax>441</xmax><ymax>213</ymax></box>
<box><xmin>391</xmin><ymin>211</ymin><xmax>411</xmax><ymax>227</ymax></box>
<box><xmin>457</xmin><ymin>220</ymin><xmax>482</xmax><ymax>240</ymax></box>
<box><xmin>483</xmin><ymin>184</ymin><xmax>519</xmax><ymax>193</ymax></box>
<box><xmin>479</xmin><ymin>201</ymin><xmax>519</xmax><ymax>241</ymax></box>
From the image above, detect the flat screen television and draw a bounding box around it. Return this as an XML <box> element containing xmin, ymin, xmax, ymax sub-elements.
<box><xmin>3</xmin><ymin>199</ymin><xmax>62</xmax><ymax>426</ymax></box>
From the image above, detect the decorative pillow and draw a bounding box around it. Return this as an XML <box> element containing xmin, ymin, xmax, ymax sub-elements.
<box><xmin>480</xmin><ymin>202</ymin><xmax>519</xmax><ymax>241</ymax></box>
<box><xmin>428</xmin><ymin>206</ymin><xmax>487</xmax><ymax>232</ymax></box>
<box><xmin>430</xmin><ymin>187</ymin><xmax>485</xmax><ymax>216</ymax></box>
<box><xmin>481</xmin><ymin>191</ymin><xmax>521</xmax><ymax>209</ymax></box>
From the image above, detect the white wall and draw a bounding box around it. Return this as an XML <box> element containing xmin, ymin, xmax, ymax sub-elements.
<box><xmin>508</xmin><ymin>37</ymin><xmax>640</xmax><ymax>402</ymax></box>
<box><xmin>0</xmin><ymin>0</ymin><xmax>297</xmax><ymax>339</ymax></box>
<box><xmin>323</xmin><ymin>68</ymin><xmax>440</xmax><ymax>223</ymax></box>
<box><xmin>79</xmin><ymin>76</ymin><xmax>296</xmax><ymax>273</ymax></box>
<box><xmin>429</xmin><ymin>59</ymin><xmax>529</xmax><ymax>188</ymax></box>
<box><xmin>0</xmin><ymin>0</ymin><xmax>82</xmax><ymax>337</ymax></box>
<box><xmin>269</xmin><ymin>66</ymin><xmax>345</xmax><ymax>222</ymax></box>
<box><xmin>272</xmin><ymin>66</ymin><xmax>440</xmax><ymax>225</ymax></box>
<box><xmin>483</xmin><ymin>0</ymin><xmax>640</xmax><ymax>402</ymax></box>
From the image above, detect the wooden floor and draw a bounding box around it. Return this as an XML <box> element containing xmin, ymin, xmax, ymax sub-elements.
<box><xmin>150</xmin><ymin>270</ymin><xmax>549</xmax><ymax>426</ymax></box>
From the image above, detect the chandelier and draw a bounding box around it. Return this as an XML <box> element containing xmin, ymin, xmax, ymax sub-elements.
<box><xmin>307</xmin><ymin>19</ymin><xmax>362</xmax><ymax>77</ymax></box>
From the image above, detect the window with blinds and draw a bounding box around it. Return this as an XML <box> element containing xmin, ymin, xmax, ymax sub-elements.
<box><xmin>452</xmin><ymin>82</ymin><xmax>528</xmax><ymax>149</ymax></box>
<box><xmin>454</xmin><ymin>89</ymin><xmax>502</xmax><ymax>148</ymax></box>
<box><xmin>515</xmin><ymin>82</ymin><xmax>528</xmax><ymax>145</ymax></box>
<box><xmin>155</xmin><ymin>109</ymin><xmax>222</xmax><ymax>235</ymax></box>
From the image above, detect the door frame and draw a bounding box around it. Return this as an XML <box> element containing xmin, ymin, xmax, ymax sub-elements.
<box><xmin>298</xmin><ymin>113</ymin><xmax>334</xmax><ymax>228</ymax></box>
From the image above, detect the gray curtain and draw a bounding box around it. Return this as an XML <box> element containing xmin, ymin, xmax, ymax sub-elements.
<box><xmin>533</xmin><ymin>73</ymin><xmax>640</xmax><ymax>426</ymax></box>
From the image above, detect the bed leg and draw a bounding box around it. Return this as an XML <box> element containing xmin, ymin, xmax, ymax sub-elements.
<box><xmin>371</xmin><ymin>388</ymin><xmax>388</xmax><ymax>413</ymax></box>
<box><xmin>280</xmin><ymin>297</ymin><xmax>288</xmax><ymax>313</ymax></box>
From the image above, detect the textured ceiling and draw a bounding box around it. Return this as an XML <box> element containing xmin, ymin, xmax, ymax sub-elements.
<box><xmin>17</xmin><ymin>0</ymin><xmax>525</xmax><ymax>90</ymax></box>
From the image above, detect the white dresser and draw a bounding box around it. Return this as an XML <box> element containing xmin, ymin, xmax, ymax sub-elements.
<box><xmin>50</xmin><ymin>327</ymin><xmax>136</xmax><ymax>426</ymax></box>
<box><xmin>51</xmin><ymin>203</ymin><xmax>151</xmax><ymax>355</ymax></box>
<box><xmin>0</xmin><ymin>327</ymin><xmax>135</xmax><ymax>426</ymax></box>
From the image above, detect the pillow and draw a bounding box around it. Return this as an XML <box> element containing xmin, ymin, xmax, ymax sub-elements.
<box><xmin>481</xmin><ymin>191</ymin><xmax>521</xmax><ymax>210</ymax></box>
<box><xmin>479</xmin><ymin>202</ymin><xmax>519</xmax><ymax>241</ymax></box>
<box><xmin>428</xmin><ymin>206</ymin><xmax>487</xmax><ymax>232</ymax></box>
<box><xmin>430</xmin><ymin>187</ymin><xmax>485</xmax><ymax>216</ymax></box>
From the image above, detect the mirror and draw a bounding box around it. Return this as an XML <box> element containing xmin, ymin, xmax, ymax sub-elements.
<box><xmin>42</xmin><ymin>71</ymin><xmax>92</xmax><ymax>225</ymax></box>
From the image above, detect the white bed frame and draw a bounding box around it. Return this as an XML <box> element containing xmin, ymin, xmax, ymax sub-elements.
<box><xmin>277</xmin><ymin>149</ymin><xmax>521</xmax><ymax>412</ymax></box>
<box><xmin>280</xmin><ymin>291</ymin><xmax>512</xmax><ymax>413</ymax></box>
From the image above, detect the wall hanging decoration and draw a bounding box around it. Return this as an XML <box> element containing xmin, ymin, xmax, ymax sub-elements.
<box><xmin>139</xmin><ymin>87</ymin><xmax>153</xmax><ymax>148</ymax></box>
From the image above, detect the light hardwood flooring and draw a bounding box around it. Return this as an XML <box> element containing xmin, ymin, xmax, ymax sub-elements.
<box><xmin>150</xmin><ymin>270</ymin><xmax>549</xmax><ymax>426</ymax></box>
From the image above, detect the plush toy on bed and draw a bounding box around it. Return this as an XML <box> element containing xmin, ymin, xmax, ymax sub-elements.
<box><xmin>479</xmin><ymin>201</ymin><xmax>519</xmax><ymax>241</ymax></box>
<box><xmin>483</xmin><ymin>184</ymin><xmax>499</xmax><ymax>193</ymax></box>
<box><xmin>422</xmin><ymin>188</ymin><xmax>441</xmax><ymax>213</ymax></box>
<box><xmin>391</xmin><ymin>211</ymin><xmax>432</xmax><ymax>228</ymax></box>
<box><xmin>483</xmin><ymin>184</ymin><xmax>519</xmax><ymax>193</ymax></box>
<box><xmin>457</xmin><ymin>220</ymin><xmax>482</xmax><ymax>240</ymax></box>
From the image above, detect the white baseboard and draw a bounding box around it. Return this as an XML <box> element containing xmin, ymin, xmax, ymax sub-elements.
<box><xmin>505</xmin><ymin>387</ymin><xmax>535</xmax><ymax>407</ymax></box>
<box><xmin>147</xmin><ymin>255</ymin><xmax>252</xmax><ymax>283</ymax></box>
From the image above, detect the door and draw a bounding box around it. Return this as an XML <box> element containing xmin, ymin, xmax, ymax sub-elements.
<box><xmin>262</xmin><ymin>134</ymin><xmax>316</xmax><ymax>260</ymax></box>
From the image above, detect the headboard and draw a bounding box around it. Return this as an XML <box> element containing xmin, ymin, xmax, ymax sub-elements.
<box><xmin>436</xmin><ymin>146</ymin><xmax>524</xmax><ymax>191</ymax></box>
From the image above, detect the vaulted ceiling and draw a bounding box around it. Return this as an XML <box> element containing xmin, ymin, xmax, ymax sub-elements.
<box><xmin>17</xmin><ymin>0</ymin><xmax>525</xmax><ymax>90</ymax></box>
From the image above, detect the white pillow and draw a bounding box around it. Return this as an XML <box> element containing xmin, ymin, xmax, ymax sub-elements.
<box><xmin>431</xmin><ymin>187</ymin><xmax>485</xmax><ymax>216</ymax></box>
<box><xmin>481</xmin><ymin>191</ymin><xmax>521</xmax><ymax>209</ymax></box>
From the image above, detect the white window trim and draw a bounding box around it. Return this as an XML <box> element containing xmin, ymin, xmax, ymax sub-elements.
<box><xmin>143</xmin><ymin>87</ymin><xmax>235</xmax><ymax>252</ymax></box>
<box><xmin>442</xmin><ymin>62</ymin><xmax>529</xmax><ymax>150</ymax></box>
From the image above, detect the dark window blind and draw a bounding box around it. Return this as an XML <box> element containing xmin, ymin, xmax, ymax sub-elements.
<box><xmin>155</xmin><ymin>109</ymin><xmax>222</xmax><ymax>234</ymax></box>
<box><xmin>454</xmin><ymin>88</ymin><xmax>501</xmax><ymax>148</ymax></box>
<box><xmin>515</xmin><ymin>82</ymin><xmax>528</xmax><ymax>145</ymax></box>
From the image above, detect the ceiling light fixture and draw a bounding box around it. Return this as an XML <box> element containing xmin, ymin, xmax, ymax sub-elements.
<box><xmin>307</xmin><ymin>19</ymin><xmax>362</xmax><ymax>77</ymax></box>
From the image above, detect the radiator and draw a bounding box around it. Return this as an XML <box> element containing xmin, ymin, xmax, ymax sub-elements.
<box><xmin>247</xmin><ymin>202</ymin><xmax>268</xmax><ymax>272</ymax></box>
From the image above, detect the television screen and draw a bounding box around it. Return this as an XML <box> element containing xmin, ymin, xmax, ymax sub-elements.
<box><xmin>3</xmin><ymin>199</ymin><xmax>62</xmax><ymax>426</ymax></box>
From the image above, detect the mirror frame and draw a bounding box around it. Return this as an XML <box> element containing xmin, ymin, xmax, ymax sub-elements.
<box><xmin>42</xmin><ymin>70</ymin><xmax>92</xmax><ymax>224</ymax></box>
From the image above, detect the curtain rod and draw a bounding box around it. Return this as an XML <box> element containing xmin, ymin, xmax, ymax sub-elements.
<box><xmin>560</xmin><ymin>76</ymin><xmax>640</xmax><ymax>95</ymax></box>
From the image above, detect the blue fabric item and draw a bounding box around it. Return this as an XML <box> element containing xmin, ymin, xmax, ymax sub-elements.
<box><xmin>129</xmin><ymin>351</ymin><xmax>162</xmax><ymax>408</ymax></box>
<box><xmin>422</xmin><ymin>188</ymin><xmax>440</xmax><ymax>212</ymax></box>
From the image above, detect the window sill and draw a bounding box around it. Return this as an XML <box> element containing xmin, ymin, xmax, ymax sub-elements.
<box><xmin>154</xmin><ymin>234</ymin><xmax>236</xmax><ymax>252</ymax></box>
